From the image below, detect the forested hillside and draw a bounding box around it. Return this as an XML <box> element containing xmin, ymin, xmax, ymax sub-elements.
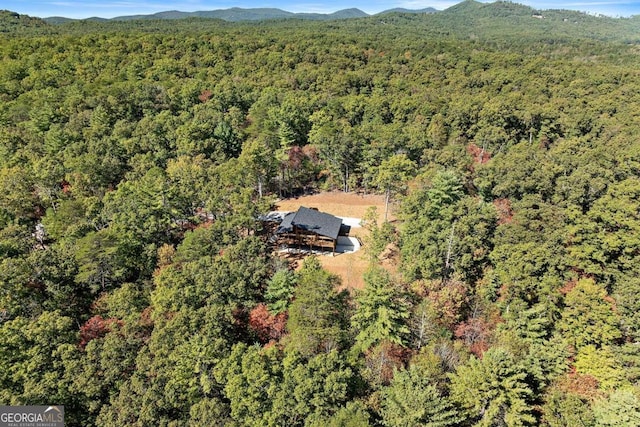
<box><xmin>2</xmin><ymin>3</ymin><xmax>640</xmax><ymax>425</ymax></box>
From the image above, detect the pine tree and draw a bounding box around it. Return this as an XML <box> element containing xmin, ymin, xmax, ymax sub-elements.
<box><xmin>265</xmin><ymin>268</ymin><xmax>297</xmax><ymax>315</ymax></box>
<box><xmin>593</xmin><ymin>389</ymin><xmax>640</xmax><ymax>427</ymax></box>
<box><xmin>286</xmin><ymin>257</ymin><xmax>349</xmax><ymax>357</ymax></box>
<box><xmin>381</xmin><ymin>365</ymin><xmax>461</xmax><ymax>427</ymax></box>
<box><xmin>351</xmin><ymin>267</ymin><xmax>410</xmax><ymax>352</ymax></box>
<box><xmin>449</xmin><ymin>347</ymin><xmax>536</xmax><ymax>426</ymax></box>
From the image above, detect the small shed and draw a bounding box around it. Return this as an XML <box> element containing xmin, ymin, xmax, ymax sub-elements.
<box><xmin>276</xmin><ymin>207</ymin><xmax>344</xmax><ymax>252</ymax></box>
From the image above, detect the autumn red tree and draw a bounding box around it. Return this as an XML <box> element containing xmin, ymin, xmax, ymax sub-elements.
<box><xmin>79</xmin><ymin>315</ymin><xmax>123</xmax><ymax>349</ymax></box>
<box><xmin>248</xmin><ymin>303</ymin><xmax>288</xmax><ymax>344</ymax></box>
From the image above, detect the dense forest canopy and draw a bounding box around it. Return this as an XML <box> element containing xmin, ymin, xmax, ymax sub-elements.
<box><xmin>2</xmin><ymin>2</ymin><xmax>640</xmax><ymax>425</ymax></box>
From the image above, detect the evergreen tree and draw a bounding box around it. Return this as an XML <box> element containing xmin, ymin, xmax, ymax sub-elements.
<box><xmin>351</xmin><ymin>267</ymin><xmax>410</xmax><ymax>352</ymax></box>
<box><xmin>286</xmin><ymin>257</ymin><xmax>349</xmax><ymax>357</ymax></box>
<box><xmin>593</xmin><ymin>389</ymin><xmax>640</xmax><ymax>427</ymax></box>
<box><xmin>541</xmin><ymin>387</ymin><xmax>595</xmax><ymax>427</ymax></box>
<box><xmin>265</xmin><ymin>268</ymin><xmax>297</xmax><ymax>315</ymax></box>
<box><xmin>449</xmin><ymin>347</ymin><xmax>536</xmax><ymax>426</ymax></box>
<box><xmin>380</xmin><ymin>365</ymin><xmax>461</xmax><ymax>427</ymax></box>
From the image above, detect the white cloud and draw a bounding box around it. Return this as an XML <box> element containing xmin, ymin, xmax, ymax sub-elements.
<box><xmin>286</xmin><ymin>3</ymin><xmax>339</xmax><ymax>13</ymax></box>
<box><xmin>398</xmin><ymin>0</ymin><xmax>459</xmax><ymax>10</ymax></box>
<box><xmin>36</xmin><ymin>0</ymin><xmax>198</xmax><ymax>17</ymax></box>
<box><xmin>564</xmin><ymin>0</ymin><xmax>635</xmax><ymax>5</ymax></box>
<box><xmin>44</xmin><ymin>1</ymin><xmax>182</xmax><ymax>10</ymax></box>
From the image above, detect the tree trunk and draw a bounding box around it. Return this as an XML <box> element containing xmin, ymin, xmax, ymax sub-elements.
<box><xmin>414</xmin><ymin>309</ymin><xmax>428</xmax><ymax>349</ymax></box>
<box><xmin>384</xmin><ymin>188</ymin><xmax>390</xmax><ymax>222</ymax></box>
<box><xmin>344</xmin><ymin>165</ymin><xmax>349</xmax><ymax>193</ymax></box>
<box><xmin>279</xmin><ymin>166</ymin><xmax>285</xmax><ymax>198</ymax></box>
<box><xmin>444</xmin><ymin>221</ymin><xmax>456</xmax><ymax>279</ymax></box>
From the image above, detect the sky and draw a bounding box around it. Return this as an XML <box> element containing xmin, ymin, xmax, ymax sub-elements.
<box><xmin>4</xmin><ymin>0</ymin><xmax>640</xmax><ymax>19</ymax></box>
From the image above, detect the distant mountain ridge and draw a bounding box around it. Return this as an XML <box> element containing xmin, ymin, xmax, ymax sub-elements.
<box><xmin>4</xmin><ymin>1</ymin><xmax>640</xmax><ymax>43</ymax></box>
<box><xmin>20</xmin><ymin>1</ymin><xmax>637</xmax><ymax>26</ymax></box>
<box><xmin>42</xmin><ymin>6</ymin><xmax>437</xmax><ymax>24</ymax></box>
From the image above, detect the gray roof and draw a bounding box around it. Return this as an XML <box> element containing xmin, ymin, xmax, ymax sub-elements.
<box><xmin>277</xmin><ymin>207</ymin><xmax>343</xmax><ymax>240</ymax></box>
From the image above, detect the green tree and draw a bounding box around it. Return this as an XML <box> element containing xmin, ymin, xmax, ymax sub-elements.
<box><xmin>593</xmin><ymin>389</ymin><xmax>640</xmax><ymax>427</ymax></box>
<box><xmin>74</xmin><ymin>229</ymin><xmax>144</xmax><ymax>294</ymax></box>
<box><xmin>101</xmin><ymin>166</ymin><xmax>175</xmax><ymax>243</ymax></box>
<box><xmin>166</xmin><ymin>154</ymin><xmax>214</xmax><ymax>218</ymax></box>
<box><xmin>425</xmin><ymin>170</ymin><xmax>465</xmax><ymax>218</ymax></box>
<box><xmin>0</xmin><ymin>311</ymin><xmax>78</xmax><ymax>412</ymax></box>
<box><xmin>275</xmin><ymin>350</ymin><xmax>356</xmax><ymax>425</ymax></box>
<box><xmin>0</xmin><ymin>166</ymin><xmax>36</xmax><ymax>221</ymax></box>
<box><xmin>63</xmin><ymin>320</ymin><xmax>146</xmax><ymax>423</ymax></box>
<box><xmin>380</xmin><ymin>365</ymin><xmax>461</xmax><ymax>427</ymax></box>
<box><xmin>449</xmin><ymin>347</ymin><xmax>536</xmax><ymax>426</ymax></box>
<box><xmin>41</xmin><ymin>199</ymin><xmax>92</xmax><ymax>241</ymax></box>
<box><xmin>29</xmin><ymin>244</ymin><xmax>89</xmax><ymax>320</ymax></box>
<box><xmin>611</xmin><ymin>343</ymin><xmax>640</xmax><ymax>386</ymax></box>
<box><xmin>558</xmin><ymin>278</ymin><xmax>621</xmax><ymax>350</ymax></box>
<box><xmin>401</xmin><ymin>191</ymin><xmax>495</xmax><ymax>283</ymax></box>
<box><xmin>475</xmin><ymin>140</ymin><xmax>558</xmax><ymax>201</ymax></box>
<box><xmin>239</xmin><ymin>136</ymin><xmax>277</xmax><ymax>199</ymax></box>
<box><xmin>308</xmin><ymin>110</ymin><xmax>360</xmax><ymax>192</ymax></box>
<box><xmin>613</xmin><ymin>276</ymin><xmax>640</xmax><ymax>342</ymax></box>
<box><xmin>0</xmin><ymin>256</ymin><xmax>46</xmax><ymax>320</ymax></box>
<box><xmin>361</xmin><ymin>206</ymin><xmax>396</xmax><ymax>262</ymax></box>
<box><xmin>489</xmin><ymin>196</ymin><xmax>566</xmax><ymax>306</ymax></box>
<box><xmin>373</xmin><ymin>153</ymin><xmax>415</xmax><ymax>221</ymax></box>
<box><xmin>265</xmin><ymin>268</ymin><xmax>297</xmax><ymax>315</ymax></box>
<box><xmin>286</xmin><ymin>257</ymin><xmax>349</xmax><ymax>357</ymax></box>
<box><xmin>351</xmin><ymin>267</ymin><xmax>410</xmax><ymax>352</ymax></box>
<box><xmin>574</xmin><ymin>346</ymin><xmax>627</xmax><ymax>391</ymax></box>
<box><xmin>541</xmin><ymin>387</ymin><xmax>595</xmax><ymax>427</ymax></box>
<box><xmin>217</xmin><ymin>344</ymin><xmax>281</xmax><ymax>426</ymax></box>
<box><xmin>566</xmin><ymin>177</ymin><xmax>640</xmax><ymax>287</ymax></box>
<box><xmin>308</xmin><ymin>401</ymin><xmax>371</xmax><ymax>427</ymax></box>
<box><xmin>218</xmin><ymin>344</ymin><xmax>357</xmax><ymax>426</ymax></box>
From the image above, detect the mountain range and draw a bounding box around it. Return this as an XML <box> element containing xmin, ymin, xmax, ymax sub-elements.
<box><xmin>42</xmin><ymin>6</ymin><xmax>438</xmax><ymax>24</ymax></box>
<box><xmin>3</xmin><ymin>0</ymin><xmax>640</xmax><ymax>43</ymax></box>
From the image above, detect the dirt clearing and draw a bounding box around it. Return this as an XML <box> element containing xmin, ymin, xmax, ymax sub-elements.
<box><xmin>275</xmin><ymin>191</ymin><xmax>394</xmax><ymax>290</ymax></box>
<box><xmin>276</xmin><ymin>191</ymin><xmax>392</xmax><ymax>232</ymax></box>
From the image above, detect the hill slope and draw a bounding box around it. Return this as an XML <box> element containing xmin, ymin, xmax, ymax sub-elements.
<box><xmin>3</xmin><ymin>1</ymin><xmax>637</xmax><ymax>44</ymax></box>
<box><xmin>0</xmin><ymin>9</ymin><xmax>49</xmax><ymax>31</ymax></box>
<box><xmin>44</xmin><ymin>7</ymin><xmax>370</xmax><ymax>23</ymax></box>
<box><xmin>428</xmin><ymin>0</ymin><xmax>640</xmax><ymax>43</ymax></box>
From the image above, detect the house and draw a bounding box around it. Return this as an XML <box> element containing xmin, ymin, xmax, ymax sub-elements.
<box><xmin>276</xmin><ymin>206</ymin><xmax>348</xmax><ymax>253</ymax></box>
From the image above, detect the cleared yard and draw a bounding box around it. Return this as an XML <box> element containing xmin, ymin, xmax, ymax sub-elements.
<box><xmin>275</xmin><ymin>191</ymin><xmax>394</xmax><ymax>290</ymax></box>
